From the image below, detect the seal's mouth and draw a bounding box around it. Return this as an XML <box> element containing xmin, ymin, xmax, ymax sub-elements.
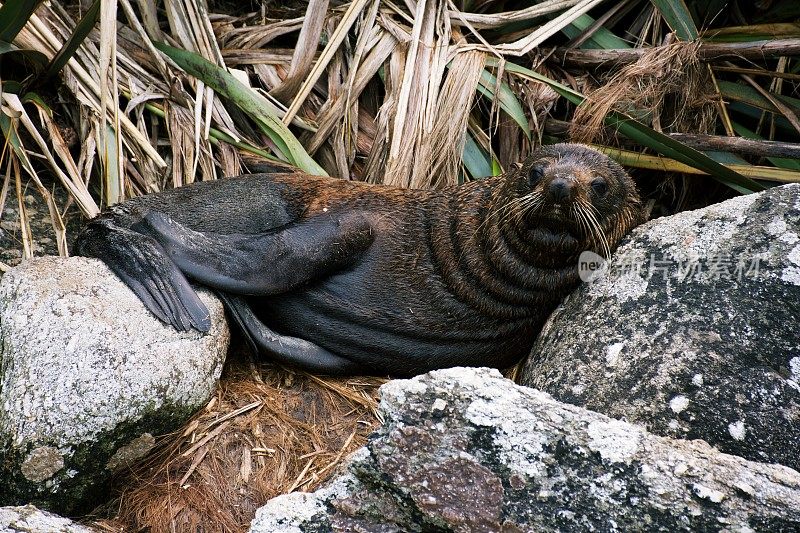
<box><xmin>524</xmin><ymin>207</ymin><xmax>578</xmax><ymax>233</ymax></box>
<box><xmin>524</xmin><ymin>212</ymin><xmax>581</xmax><ymax>242</ymax></box>
<box><xmin>535</xmin><ymin>214</ymin><xmax>571</xmax><ymax>229</ymax></box>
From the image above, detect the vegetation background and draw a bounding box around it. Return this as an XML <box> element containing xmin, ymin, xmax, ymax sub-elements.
<box><xmin>1</xmin><ymin>0</ymin><xmax>799</xmax><ymax>266</ymax></box>
<box><xmin>1</xmin><ymin>0</ymin><xmax>799</xmax><ymax>530</ymax></box>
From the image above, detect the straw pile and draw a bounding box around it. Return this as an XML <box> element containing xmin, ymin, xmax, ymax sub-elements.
<box><xmin>90</xmin><ymin>347</ymin><xmax>385</xmax><ymax>532</ymax></box>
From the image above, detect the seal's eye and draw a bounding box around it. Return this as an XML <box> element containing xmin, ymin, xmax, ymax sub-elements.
<box><xmin>529</xmin><ymin>164</ymin><xmax>544</xmax><ymax>187</ymax></box>
<box><xmin>591</xmin><ymin>178</ymin><xmax>608</xmax><ymax>197</ymax></box>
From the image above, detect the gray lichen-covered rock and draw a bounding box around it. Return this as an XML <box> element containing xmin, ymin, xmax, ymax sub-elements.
<box><xmin>521</xmin><ymin>183</ymin><xmax>800</xmax><ymax>472</ymax></box>
<box><xmin>250</xmin><ymin>367</ymin><xmax>800</xmax><ymax>532</ymax></box>
<box><xmin>0</xmin><ymin>257</ymin><xmax>229</xmax><ymax>513</ymax></box>
<box><xmin>0</xmin><ymin>505</ymin><xmax>95</xmax><ymax>532</ymax></box>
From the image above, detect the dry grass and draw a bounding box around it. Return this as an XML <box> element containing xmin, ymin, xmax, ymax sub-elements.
<box><xmin>571</xmin><ymin>40</ymin><xmax>716</xmax><ymax>143</ymax></box>
<box><xmin>90</xmin><ymin>352</ymin><xmax>384</xmax><ymax>532</ymax></box>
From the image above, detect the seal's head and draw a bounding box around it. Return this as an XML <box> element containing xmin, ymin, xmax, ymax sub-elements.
<box><xmin>505</xmin><ymin>143</ymin><xmax>643</xmax><ymax>258</ymax></box>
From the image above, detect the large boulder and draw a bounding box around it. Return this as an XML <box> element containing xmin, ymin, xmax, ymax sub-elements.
<box><xmin>0</xmin><ymin>505</ymin><xmax>95</xmax><ymax>532</ymax></box>
<box><xmin>522</xmin><ymin>183</ymin><xmax>800</xmax><ymax>471</ymax></box>
<box><xmin>250</xmin><ymin>367</ymin><xmax>800</xmax><ymax>532</ymax></box>
<box><xmin>0</xmin><ymin>257</ymin><xmax>229</xmax><ymax>514</ymax></box>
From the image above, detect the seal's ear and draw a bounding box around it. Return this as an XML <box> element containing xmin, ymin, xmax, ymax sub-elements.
<box><xmin>643</xmin><ymin>198</ymin><xmax>655</xmax><ymax>221</ymax></box>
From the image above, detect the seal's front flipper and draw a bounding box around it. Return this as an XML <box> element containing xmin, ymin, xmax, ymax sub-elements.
<box><xmin>136</xmin><ymin>211</ymin><xmax>374</xmax><ymax>295</ymax></box>
<box><xmin>216</xmin><ymin>292</ymin><xmax>362</xmax><ymax>375</ymax></box>
<box><xmin>77</xmin><ymin>217</ymin><xmax>211</xmax><ymax>332</ymax></box>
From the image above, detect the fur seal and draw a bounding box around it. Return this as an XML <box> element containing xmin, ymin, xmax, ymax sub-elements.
<box><xmin>76</xmin><ymin>143</ymin><xmax>644</xmax><ymax>376</ymax></box>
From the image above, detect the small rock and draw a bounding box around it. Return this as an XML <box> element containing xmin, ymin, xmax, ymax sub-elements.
<box><xmin>693</xmin><ymin>483</ymin><xmax>726</xmax><ymax>503</ymax></box>
<box><xmin>0</xmin><ymin>505</ymin><xmax>94</xmax><ymax>532</ymax></box>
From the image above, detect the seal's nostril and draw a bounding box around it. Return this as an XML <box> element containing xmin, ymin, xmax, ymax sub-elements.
<box><xmin>548</xmin><ymin>178</ymin><xmax>573</xmax><ymax>203</ymax></box>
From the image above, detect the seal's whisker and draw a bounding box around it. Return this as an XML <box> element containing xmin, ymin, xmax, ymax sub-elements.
<box><xmin>517</xmin><ymin>192</ymin><xmax>545</xmax><ymax>217</ymax></box>
<box><xmin>571</xmin><ymin>204</ymin><xmax>591</xmax><ymax>242</ymax></box>
<box><xmin>570</xmin><ymin>205</ymin><xmax>584</xmax><ymax>238</ymax></box>
<box><xmin>492</xmin><ymin>203</ymin><xmax>516</xmax><ymax>230</ymax></box>
<box><xmin>574</xmin><ymin>201</ymin><xmax>596</xmax><ymax>246</ymax></box>
<box><xmin>576</xmin><ymin>206</ymin><xmax>600</xmax><ymax>255</ymax></box>
<box><xmin>586</xmin><ymin>213</ymin><xmax>609</xmax><ymax>258</ymax></box>
<box><xmin>586</xmin><ymin>202</ymin><xmax>614</xmax><ymax>257</ymax></box>
<box><xmin>580</xmin><ymin>201</ymin><xmax>611</xmax><ymax>258</ymax></box>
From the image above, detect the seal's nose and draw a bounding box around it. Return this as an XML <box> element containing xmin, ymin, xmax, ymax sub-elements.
<box><xmin>548</xmin><ymin>177</ymin><xmax>575</xmax><ymax>204</ymax></box>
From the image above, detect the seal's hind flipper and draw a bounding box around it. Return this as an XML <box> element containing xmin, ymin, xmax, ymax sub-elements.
<box><xmin>135</xmin><ymin>211</ymin><xmax>374</xmax><ymax>295</ymax></box>
<box><xmin>77</xmin><ymin>217</ymin><xmax>211</xmax><ymax>332</ymax></box>
<box><xmin>216</xmin><ymin>292</ymin><xmax>362</xmax><ymax>375</ymax></box>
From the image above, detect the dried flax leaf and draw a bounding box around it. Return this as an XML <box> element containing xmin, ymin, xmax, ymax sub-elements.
<box><xmin>426</xmin><ymin>50</ymin><xmax>486</xmax><ymax>188</ymax></box>
<box><xmin>461</xmin><ymin>0</ymin><xmax>610</xmax><ymax>56</ymax></box>
<box><xmin>99</xmin><ymin>0</ymin><xmax>125</xmax><ymax>204</ymax></box>
<box><xmin>3</xmin><ymin>93</ymin><xmax>99</xmax><ymax>217</ymax></box>
<box><xmin>191</xmin><ymin>80</ymin><xmax>205</xmax><ymax>183</ymax></box>
<box><xmin>0</xmin><ymin>160</ymin><xmax>10</xmax><ymax>220</ymax></box>
<box><xmin>384</xmin><ymin>0</ymin><xmax>452</xmax><ymax>188</ymax></box>
<box><xmin>214</xmin><ymin>139</ymin><xmax>242</xmax><ymax>178</ymax></box>
<box><xmin>327</xmin><ymin>23</ymin><xmax>350</xmax><ymax>179</ymax></box>
<box><xmin>364</xmin><ymin>35</ymin><xmax>406</xmax><ymax>183</ymax></box>
<box><xmin>514</xmin><ymin>71</ymin><xmax>560</xmax><ymax>147</ymax></box>
<box><xmin>591</xmin><ymin>143</ymin><xmax>800</xmax><ymax>183</ymax></box>
<box><xmin>223</xmin><ymin>48</ymin><xmax>299</xmax><ymax>68</ymax></box>
<box><xmin>449</xmin><ymin>0</ymin><xmax>582</xmax><ymax>29</ymax></box>
<box><xmin>283</xmin><ymin>0</ymin><xmax>373</xmax><ymax>125</ymax></box>
<box><xmin>379</xmin><ymin>9</ymin><xmax>413</xmax><ymax>43</ymax></box>
<box><xmin>1</xmin><ymin>104</ymin><xmax>68</xmax><ymax>256</ymax></box>
<box><xmin>739</xmin><ymin>70</ymin><xmax>800</xmax><ymax>136</ymax></box>
<box><xmin>307</xmin><ymin>30</ymin><xmax>397</xmax><ymax>155</ymax></box>
<box><xmin>384</xmin><ymin>0</ymin><xmax>433</xmax><ymax>185</ymax></box>
<box><xmin>166</xmin><ymin>96</ymin><xmax>197</xmax><ymax>188</ymax></box>
<box><xmin>13</xmin><ymin>163</ymin><xmax>33</xmax><ymax>260</ymax></box>
<box><xmin>20</xmin><ymin>7</ymin><xmax>166</xmax><ymax>170</ymax></box>
<box><xmin>118</xmin><ymin>0</ymin><xmax>169</xmax><ymax>79</ymax></box>
<box><xmin>156</xmin><ymin>42</ymin><xmax>325</xmax><ymax>175</ymax></box>
<box><xmin>271</xmin><ymin>0</ymin><xmax>330</xmax><ymax>103</ymax></box>
<box><xmin>164</xmin><ymin>0</ymin><xmax>199</xmax><ymax>53</ymax></box>
<box><xmin>763</xmin><ymin>57</ymin><xmax>788</xmax><ymax>141</ymax></box>
<box><xmin>40</xmin><ymin>190</ymin><xmax>68</xmax><ymax>257</ymax></box>
<box><xmin>76</xmin><ymin>112</ymin><xmax>98</xmax><ymax>188</ymax></box>
<box><xmin>26</xmin><ymin>101</ymin><xmax>100</xmax><ymax>217</ymax></box>
<box><xmin>251</xmin><ymin>64</ymin><xmax>284</xmax><ymax>93</ymax></box>
<box><xmin>163</xmin><ymin>0</ymin><xmax>240</xmax><ymax>179</ymax></box>
<box><xmin>468</xmin><ymin>117</ymin><xmax>495</xmax><ymax>163</ymax></box>
<box><xmin>339</xmin><ymin>0</ymin><xmax>381</xmax><ymax>166</ymax></box>
<box><xmin>133</xmin><ymin>0</ymin><xmax>160</xmax><ymax>39</ymax></box>
<box><xmin>120</xmin><ymin>84</ymin><xmax>164</xmax><ymax>192</ymax></box>
<box><xmin>226</xmin><ymin>17</ymin><xmax>304</xmax><ymax>50</ymax></box>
